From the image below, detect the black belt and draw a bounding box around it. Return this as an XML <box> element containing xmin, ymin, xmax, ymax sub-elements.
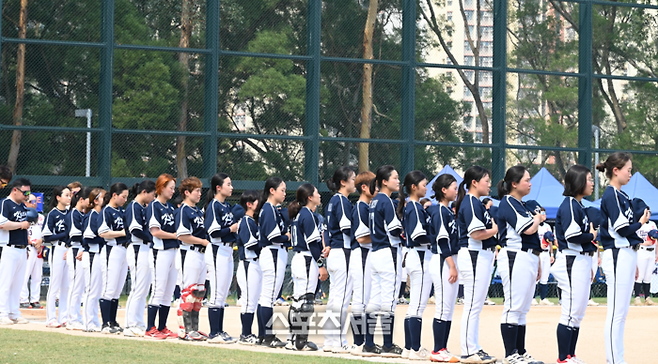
<box><xmin>521</xmin><ymin>247</ymin><xmax>541</xmax><ymax>256</ymax></box>
<box><xmin>632</xmin><ymin>244</ymin><xmax>640</xmax><ymax>251</ymax></box>
<box><xmin>579</xmin><ymin>251</ymin><xmax>595</xmax><ymax>257</ymax></box>
<box><xmin>119</xmin><ymin>241</ymin><xmax>131</xmax><ymax>248</ymax></box>
<box><xmin>8</xmin><ymin>244</ymin><xmax>28</xmax><ymax>249</ymax></box>
<box><xmin>484</xmin><ymin>246</ymin><xmax>496</xmax><ymax>252</ymax></box>
<box><xmin>189</xmin><ymin>245</ymin><xmax>206</xmax><ymax>253</ymax></box>
<box><xmin>640</xmin><ymin>246</ymin><xmax>655</xmax><ymax>251</ymax></box>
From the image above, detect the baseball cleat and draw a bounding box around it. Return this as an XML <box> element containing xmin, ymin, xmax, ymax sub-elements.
<box><xmin>208</xmin><ymin>331</ymin><xmax>237</xmax><ymax>344</ymax></box>
<box><xmin>238</xmin><ymin>334</ymin><xmax>259</xmax><ymax>345</ymax></box>
<box><xmin>123</xmin><ymin>326</ymin><xmax>145</xmax><ymax>337</ymax></box>
<box><xmin>0</xmin><ymin>317</ymin><xmax>15</xmax><ymax>325</ymax></box>
<box><xmin>430</xmin><ymin>348</ymin><xmax>460</xmax><ymax>363</ymax></box>
<box><xmin>159</xmin><ymin>326</ymin><xmax>178</xmax><ymax>339</ymax></box>
<box><xmin>144</xmin><ymin>327</ymin><xmax>167</xmax><ymax>340</ymax></box>
<box><xmin>409</xmin><ymin>347</ymin><xmax>431</xmax><ymax>361</ymax></box>
<box><xmin>522</xmin><ymin>352</ymin><xmax>544</xmax><ymax>364</ymax></box>
<box><xmin>380</xmin><ymin>343</ymin><xmax>404</xmax><ymax>358</ymax></box>
<box><xmin>360</xmin><ymin>344</ymin><xmax>382</xmax><ymax>357</ymax></box>
<box><xmin>332</xmin><ymin>345</ymin><xmax>351</xmax><ymax>354</ymax></box>
<box><xmin>12</xmin><ymin>317</ymin><xmax>29</xmax><ymax>324</ymax></box>
<box><xmin>66</xmin><ymin>321</ymin><xmax>85</xmax><ymax>331</ymax></box>
<box><xmin>461</xmin><ymin>349</ymin><xmax>496</xmax><ymax>363</ymax></box>
<box><xmin>101</xmin><ymin>323</ymin><xmax>120</xmax><ymax>334</ymax></box>
<box><xmin>45</xmin><ymin>321</ymin><xmax>62</xmax><ymax>328</ymax></box>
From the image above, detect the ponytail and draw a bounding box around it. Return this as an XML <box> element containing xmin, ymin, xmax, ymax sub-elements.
<box><xmin>431</xmin><ymin>174</ymin><xmax>457</xmax><ymax>202</ymax></box>
<box><xmin>104</xmin><ymin>182</ymin><xmax>129</xmax><ymax>206</ymax></box>
<box><xmin>326</xmin><ymin>166</ymin><xmax>354</xmax><ymax>193</ymax></box>
<box><xmin>454</xmin><ymin>166</ymin><xmax>489</xmax><ymax>217</ymax></box>
<box><xmin>131</xmin><ymin>180</ymin><xmax>156</xmax><ymax>198</ymax></box>
<box><xmin>204</xmin><ymin>173</ymin><xmax>229</xmax><ymax>211</ymax></box>
<box><xmin>596</xmin><ymin>152</ymin><xmax>631</xmax><ymax>179</ymax></box>
<box><xmin>288</xmin><ymin>183</ymin><xmax>316</xmax><ymax>220</ymax></box>
<box><xmin>369</xmin><ymin>165</ymin><xmax>396</xmax><ymax>195</ymax></box>
<box><xmin>72</xmin><ymin>186</ymin><xmax>92</xmax><ymax>213</ymax></box>
<box><xmin>397</xmin><ymin>170</ymin><xmax>427</xmax><ymax>218</ymax></box>
<box><xmin>88</xmin><ymin>188</ymin><xmax>106</xmax><ymax>210</ymax></box>
<box><xmin>239</xmin><ymin>190</ymin><xmax>261</xmax><ymax>223</ymax></box>
<box><xmin>49</xmin><ymin>186</ymin><xmax>70</xmax><ymax>210</ymax></box>
<box><xmin>496</xmin><ymin>165</ymin><xmax>527</xmax><ymax>199</ymax></box>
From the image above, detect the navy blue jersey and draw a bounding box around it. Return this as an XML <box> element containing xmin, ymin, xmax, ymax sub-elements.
<box><xmin>258</xmin><ymin>202</ymin><xmax>289</xmax><ymax>248</ymax></box>
<box><xmin>600</xmin><ymin>186</ymin><xmax>643</xmax><ymax>249</ymax></box>
<box><xmin>237</xmin><ymin>215</ymin><xmax>260</xmax><ymax>260</ymax></box>
<box><xmin>98</xmin><ymin>205</ymin><xmax>129</xmax><ymax>246</ymax></box>
<box><xmin>326</xmin><ymin>194</ymin><xmax>353</xmax><ymax>250</ymax></box>
<box><xmin>205</xmin><ymin>199</ymin><xmax>237</xmax><ymax>244</ymax></box>
<box><xmin>352</xmin><ymin>200</ymin><xmax>371</xmax><ymax>249</ymax></box>
<box><xmin>126</xmin><ymin>200</ymin><xmax>151</xmax><ymax>244</ymax></box>
<box><xmin>147</xmin><ymin>200</ymin><xmax>178</xmax><ymax>250</ymax></box>
<box><xmin>42</xmin><ymin>208</ymin><xmax>69</xmax><ymax>244</ymax></box>
<box><xmin>555</xmin><ymin>197</ymin><xmax>596</xmax><ymax>252</ymax></box>
<box><xmin>369</xmin><ymin>193</ymin><xmax>402</xmax><ymax>252</ymax></box>
<box><xmin>498</xmin><ymin>196</ymin><xmax>540</xmax><ymax>250</ymax></box>
<box><xmin>403</xmin><ymin>200</ymin><xmax>431</xmax><ymax>248</ymax></box>
<box><xmin>175</xmin><ymin>203</ymin><xmax>207</xmax><ymax>245</ymax></box>
<box><xmin>457</xmin><ymin>194</ymin><xmax>497</xmax><ymax>249</ymax></box>
<box><xmin>429</xmin><ymin>204</ymin><xmax>459</xmax><ymax>256</ymax></box>
<box><xmin>292</xmin><ymin>207</ymin><xmax>323</xmax><ymax>261</ymax></box>
<box><xmin>83</xmin><ymin>210</ymin><xmax>105</xmax><ymax>253</ymax></box>
<box><xmin>0</xmin><ymin>197</ymin><xmax>28</xmax><ymax>246</ymax></box>
<box><xmin>68</xmin><ymin>208</ymin><xmax>86</xmax><ymax>245</ymax></box>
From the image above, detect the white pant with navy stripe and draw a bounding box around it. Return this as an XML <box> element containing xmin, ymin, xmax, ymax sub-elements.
<box><xmin>149</xmin><ymin>248</ymin><xmax>178</xmax><ymax>307</ymax></box>
<box><xmin>366</xmin><ymin>246</ymin><xmax>402</xmax><ymax>315</ymax></box>
<box><xmin>67</xmin><ymin>246</ymin><xmax>88</xmax><ymax>325</ymax></box>
<box><xmin>83</xmin><ymin>251</ymin><xmax>103</xmax><ymax>330</ymax></box>
<box><xmin>100</xmin><ymin>245</ymin><xmax>128</xmax><ymax>300</ymax></box>
<box><xmin>46</xmin><ymin>244</ymin><xmax>69</xmax><ymax>325</ymax></box>
<box><xmin>291</xmin><ymin>252</ymin><xmax>319</xmax><ymax>299</ymax></box>
<box><xmin>350</xmin><ymin>246</ymin><xmax>372</xmax><ymax>315</ymax></box>
<box><xmin>206</xmin><ymin>244</ymin><xmax>234</xmax><ymax>308</ymax></box>
<box><xmin>602</xmin><ymin>247</ymin><xmax>637</xmax><ymax>364</ymax></box>
<box><xmin>325</xmin><ymin>247</ymin><xmax>353</xmax><ymax>348</ymax></box>
<box><xmin>237</xmin><ymin>259</ymin><xmax>261</xmax><ymax>313</ymax></box>
<box><xmin>430</xmin><ymin>253</ymin><xmax>459</xmax><ymax>321</ymax></box>
<box><xmin>21</xmin><ymin>246</ymin><xmax>43</xmax><ymax>304</ymax></box>
<box><xmin>551</xmin><ymin>252</ymin><xmax>591</xmax><ymax>328</ymax></box>
<box><xmin>405</xmin><ymin>247</ymin><xmax>433</xmax><ymax>318</ymax></box>
<box><xmin>458</xmin><ymin>247</ymin><xmax>495</xmax><ymax>357</ymax></box>
<box><xmin>498</xmin><ymin>248</ymin><xmax>539</xmax><ymax>326</ymax></box>
<box><xmin>636</xmin><ymin>248</ymin><xmax>655</xmax><ymax>284</ymax></box>
<box><xmin>0</xmin><ymin>246</ymin><xmax>27</xmax><ymax>320</ymax></box>
<box><xmin>180</xmin><ymin>248</ymin><xmax>206</xmax><ymax>288</ymax></box>
<box><xmin>125</xmin><ymin>243</ymin><xmax>151</xmax><ymax>329</ymax></box>
<box><xmin>259</xmin><ymin>245</ymin><xmax>288</xmax><ymax>308</ymax></box>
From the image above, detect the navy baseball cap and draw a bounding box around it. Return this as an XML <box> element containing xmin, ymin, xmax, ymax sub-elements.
<box><xmin>231</xmin><ymin>204</ymin><xmax>245</xmax><ymax>221</ymax></box>
<box><xmin>584</xmin><ymin>207</ymin><xmax>603</xmax><ymax>230</ymax></box>
<box><xmin>524</xmin><ymin>200</ymin><xmax>542</xmax><ymax>215</ymax></box>
<box><xmin>648</xmin><ymin>229</ymin><xmax>658</xmax><ymax>240</ymax></box>
<box><xmin>543</xmin><ymin>231</ymin><xmax>555</xmax><ymax>242</ymax></box>
<box><xmin>631</xmin><ymin>198</ymin><xmax>650</xmax><ymax>223</ymax></box>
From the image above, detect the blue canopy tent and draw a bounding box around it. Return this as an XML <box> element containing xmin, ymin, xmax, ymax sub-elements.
<box><xmin>424</xmin><ymin>165</ymin><xmax>463</xmax><ymax>204</ymax></box>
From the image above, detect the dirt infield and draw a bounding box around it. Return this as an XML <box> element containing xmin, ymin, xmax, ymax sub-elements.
<box><xmin>9</xmin><ymin>302</ymin><xmax>655</xmax><ymax>363</ymax></box>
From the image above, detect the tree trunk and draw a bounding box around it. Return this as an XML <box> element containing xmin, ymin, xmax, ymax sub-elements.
<box><xmin>359</xmin><ymin>0</ymin><xmax>378</xmax><ymax>173</ymax></box>
<box><xmin>7</xmin><ymin>0</ymin><xmax>28</xmax><ymax>173</ymax></box>
<box><xmin>176</xmin><ymin>0</ymin><xmax>193</xmax><ymax>179</ymax></box>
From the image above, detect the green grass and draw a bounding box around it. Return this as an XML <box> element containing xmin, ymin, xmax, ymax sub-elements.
<box><xmin>0</xmin><ymin>329</ymin><xmax>366</xmax><ymax>364</ymax></box>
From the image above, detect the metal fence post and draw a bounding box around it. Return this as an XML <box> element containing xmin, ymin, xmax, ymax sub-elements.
<box><xmin>578</xmin><ymin>0</ymin><xmax>593</xmax><ymax>169</ymax></box>
<box><xmin>400</xmin><ymin>0</ymin><xmax>416</xmax><ymax>176</ymax></box>
<box><xmin>99</xmin><ymin>0</ymin><xmax>115</xmax><ymax>189</ymax></box>
<box><xmin>305</xmin><ymin>0</ymin><xmax>321</xmax><ymax>186</ymax></box>
<box><xmin>492</xmin><ymin>0</ymin><xmax>507</xmax><ymax>188</ymax></box>
<box><xmin>203</xmin><ymin>0</ymin><xmax>220</xmax><ymax>179</ymax></box>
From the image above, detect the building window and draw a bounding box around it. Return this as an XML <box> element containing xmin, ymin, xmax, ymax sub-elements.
<box><xmin>447</xmin><ymin>12</ymin><xmax>452</xmax><ymax>22</ymax></box>
<box><xmin>464</xmin><ymin>56</ymin><xmax>475</xmax><ymax>66</ymax></box>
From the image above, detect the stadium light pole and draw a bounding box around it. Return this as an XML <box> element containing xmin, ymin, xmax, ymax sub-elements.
<box><xmin>592</xmin><ymin>125</ymin><xmax>600</xmax><ymax>200</ymax></box>
<box><xmin>75</xmin><ymin>109</ymin><xmax>92</xmax><ymax>177</ymax></box>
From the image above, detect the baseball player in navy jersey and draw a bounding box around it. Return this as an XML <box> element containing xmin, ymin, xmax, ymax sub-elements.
<box><xmin>82</xmin><ymin>188</ymin><xmax>106</xmax><ymax>332</ymax></box>
<box><xmin>20</xmin><ymin>194</ymin><xmax>44</xmax><ymax>309</ymax></box>
<box><xmin>323</xmin><ymin>166</ymin><xmax>356</xmax><ymax>353</ymax></box>
<box><xmin>0</xmin><ymin>178</ymin><xmax>32</xmax><ymax>325</ymax></box>
<box><xmin>287</xmin><ymin>183</ymin><xmax>328</xmax><ymax>351</ymax></box>
<box><xmin>454</xmin><ymin>166</ymin><xmax>497</xmax><ymax>364</ymax></box>
<box><xmin>175</xmin><ymin>177</ymin><xmax>210</xmax><ymax>341</ymax></box>
<box><xmin>633</xmin><ymin>220</ymin><xmax>658</xmax><ymax>305</ymax></box>
<box><xmin>98</xmin><ymin>182</ymin><xmax>130</xmax><ymax>334</ymax></box>
<box><xmin>361</xmin><ymin>165</ymin><xmax>403</xmax><ymax>358</ymax></box>
<box><xmin>257</xmin><ymin>177</ymin><xmax>290</xmax><ymax>348</ymax></box>
<box><xmin>551</xmin><ymin>165</ymin><xmax>597</xmax><ymax>364</ymax></box>
<box><xmin>65</xmin><ymin>187</ymin><xmax>92</xmax><ymax>331</ymax></box>
<box><xmin>597</xmin><ymin>152</ymin><xmax>650</xmax><ymax>364</ymax></box>
<box><xmin>349</xmin><ymin>171</ymin><xmax>376</xmax><ymax>356</ymax></box>
<box><xmin>43</xmin><ymin>186</ymin><xmax>72</xmax><ymax>328</ymax></box>
<box><xmin>496</xmin><ymin>166</ymin><xmax>545</xmax><ymax>364</ymax></box>
<box><xmin>428</xmin><ymin>174</ymin><xmax>461</xmax><ymax>363</ymax></box>
<box><xmin>398</xmin><ymin>170</ymin><xmax>433</xmax><ymax>361</ymax></box>
<box><xmin>204</xmin><ymin>173</ymin><xmax>239</xmax><ymax>344</ymax></box>
<box><xmin>145</xmin><ymin>174</ymin><xmax>179</xmax><ymax>340</ymax></box>
<box><xmin>236</xmin><ymin>190</ymin><xmax>262</xmax><ymax>345</ymax></box>
<box><xmin>123</xmin><ymin>181</ymin><xmax>156</xmax><ymax>337</ymax></box>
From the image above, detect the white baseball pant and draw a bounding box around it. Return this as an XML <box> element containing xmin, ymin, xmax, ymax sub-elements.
<box><xmin>21</xmin><ymin>246</ymin><xmax>43</xmax><ymax>304</ymax></box>
<box><xmin>258</xmin><ymin>245</ymin><xmax>288</xmax><ymax>308</ymax></box>
<box><xmin>125</xmin><ymin>243</ymin><xmax>151</xmax><ymax>329</ymax></box>
<box><xmin>83</xmin><ymin>251</ymin><xmax>103</xmax><ymax>330</ymax></box>
<box><xmin>0</xmin><ymin>246</ymin><xmax>28</xmax><ymax>320</ymax></box>
<box><xmin>100</xmin><ymin>245</ymin><xmax>128</xmax><ymax>300</ymax></box>
<box><xmin>206</xmin><ymin>244</ymin><xmax>234</xmax><ymax>308</ymax></box>
<box><xmin>67</xmin><ymin>246</ymin><xmax>88</xmax><ymax>325</ymax></box>
<box><xmin>325</xmin><ymin>248</ymin><xmax>353</xmax><ymax>348</ymax></box>
<box><xmin>46</xmin><ymin>244</ymin><xmax>70</xmax><ymax>325</ymax></box>
<box><xmin>602</xmin><ymin>247</ymin><xmax>636</xmax><ymax>364</ymax></box>
<box><xmin>550</xmin><ymin>252</ymin><xmax>591</xmax><ymax>328</ymax></box>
